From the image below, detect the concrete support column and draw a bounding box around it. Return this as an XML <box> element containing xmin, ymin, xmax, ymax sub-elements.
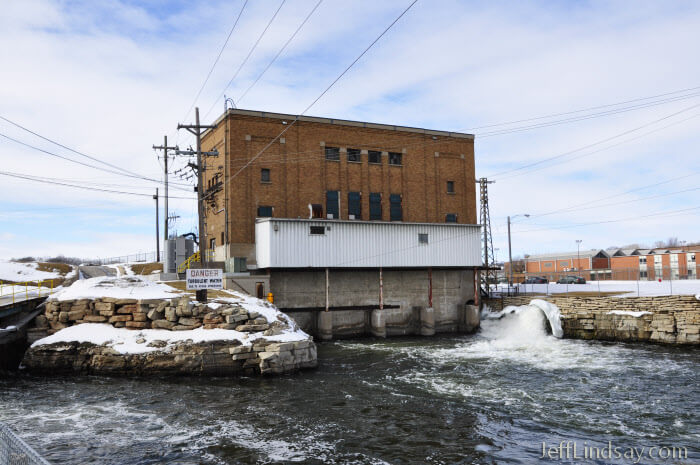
<box><xmin>460</xmin><ymin>304</ymin><xmax>480</xmax><ymax>333</ymax></box>
<box><xmin>370</xmin><ymin>309</ymin><xmax>386</xmax><ymax>338</ymax></box>
<box><xmin>318</xmin><ymin>311</ymin><xmax>333</xmax><ymax>341</ymax></box>
<box><xmin>420</xmin><ymin>307</ymin><xmax>435</xmax><ymax>336</ymax></box>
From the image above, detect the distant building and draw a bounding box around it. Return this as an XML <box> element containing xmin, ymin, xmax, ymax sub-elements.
<box><xmin>521</xmin><ymin>246</ymin><xmax>698</xmax><ymax>281</ymax></box>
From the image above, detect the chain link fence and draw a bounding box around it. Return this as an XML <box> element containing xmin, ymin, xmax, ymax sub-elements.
<box><xmin>0</xmin><ymin>422</ymin><xmax>50</xmax><ymax>465</ymax></box>
<box><xmin>97</xmin><ymin>251</ymin><xmax>161</xmax><ymax>265</ymax></box>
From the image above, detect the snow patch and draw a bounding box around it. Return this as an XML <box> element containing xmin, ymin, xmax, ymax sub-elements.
<box><xmin>607</xmin><ymin>310</ymin><xmax>652</xmax><ymax>317</ymax></box>
<box><xmin>0</xmin><ymin>260</ymin><xmax>63</xmax><ymax>282</ymax></box>
<box><xmin>31</xmin><ymin>324</ymin><xmax>254</xmax><ymax>354</ymax></box>
<box><xmin>50</xmin><ymin>276</ymin><xmax>180</xmax><ymax>301</ymax></box>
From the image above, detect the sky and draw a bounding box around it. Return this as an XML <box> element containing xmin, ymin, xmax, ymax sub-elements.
<box><xmin>0</xmin><ymin>0</ymin><xmax>698</xmax><ymax>261</ymax></box>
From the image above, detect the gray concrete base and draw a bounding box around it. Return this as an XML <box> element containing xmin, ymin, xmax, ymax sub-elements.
<box><xmin>420</xmin><ymin>307</ymin><xmax>435</xmax><ymax>336</ymax></box>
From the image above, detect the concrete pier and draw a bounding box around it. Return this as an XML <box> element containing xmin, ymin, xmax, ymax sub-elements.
<box><xmin>370</xmin><ymin>309</ymin><xmax>386</xmax><ymax>338</ymax></box>
<box><xmin>420</xmin><ymin>307</ymin><xmax>435</xmax><ymax>336</ymax></box>
<box><xmin>317</xmin><ymin>311</ymin><xmax>333</xmax><ymax>341</ymax></box>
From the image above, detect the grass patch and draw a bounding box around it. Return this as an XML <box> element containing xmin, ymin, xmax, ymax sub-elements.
<box><xmin>130</xmin><ymin>263</ymin><xmax>163</xmax><ymax>275</ymax></box>
<box><xmin>36</xmin><ymin>262</ymin><xmax>72</xmax><ymax>276</ymax></box>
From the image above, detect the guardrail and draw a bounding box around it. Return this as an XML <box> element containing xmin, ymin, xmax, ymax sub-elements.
<box><xmin>0</xmin><ymin>280</ymin><xmax>54</xmax><ymax>304</ymax></box>
<box><xmin>0</xmin><ymin>422</ymin><xmax>51</xmax><ymax>465</ymax></box>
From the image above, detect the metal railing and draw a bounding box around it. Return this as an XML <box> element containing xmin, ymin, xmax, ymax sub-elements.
<box><xmin>176</xmin><ymin>250</ymin><xmax>216</xmax><ymax>273</ymax></box>
<box><xmin>97</xmin><ymin>251</ymin><xmax>161</xmax><ymax>265</ymax></box>
<box><xmin>0</xmin><ymin>280</ymin><xmax>55</xmax><ymax>304</ymax></box>
<box><xmin>0</xmin><ymin>422</ymin><xmax>51</xmax><ymax>465</ymax></box>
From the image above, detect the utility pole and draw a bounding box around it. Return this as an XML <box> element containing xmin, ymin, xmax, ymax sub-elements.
<box><xmin>153</xmin><ymin>135</ymin><xmax>178</xmax><ymax>245</ymax></box>
<box><xmin>154</xmin><ymin>188</ymin><xmax>159</xmax><ymax>261</ymax></box>
<box><xmin>576</xmin><ymin>239</ymin><xmax>583</xmax><ymax>273</ymax></box>
<box><xmin>507</xmin><ymin>214</ymin><xmax>529</xmax><ymax>286</ymax></box>
<box><xmin>177</xmin><ymin>107</ymin><xmax>216</xmax><ymax>302</ymax></box>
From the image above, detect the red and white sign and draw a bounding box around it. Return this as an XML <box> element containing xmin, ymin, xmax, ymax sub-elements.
<box><xmin>186</xmin><ymin>269</ymin><xmax>223</xmax><ymax>290</ymax></box>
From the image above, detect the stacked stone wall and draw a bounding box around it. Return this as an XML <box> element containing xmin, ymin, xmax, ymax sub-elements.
<box><xmin>25</xmin><ymin>296</ymin><xmax>318</xmax><ymax>376</ymax></box>
<box><xmin>484</xmin><ymin>295</ymin><xmax>699</xmax><ymax>345</ymax></box>
<box><xmin>35</xmin><ymin>297</ymin><xmax>283</xmax><ymax>336</ymax></box>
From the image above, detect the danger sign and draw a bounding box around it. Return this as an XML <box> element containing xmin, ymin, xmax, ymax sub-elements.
<box><xmin>186</xmin><ymin>268</ymin><xmax>223</xmax><ymax>290</ymax></box>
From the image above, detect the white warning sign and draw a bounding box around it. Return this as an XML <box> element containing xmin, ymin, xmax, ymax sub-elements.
<box><xmin>186</xmin><ymin>268</ymin><xmax>223</xmax><ymax>290</ymax></box>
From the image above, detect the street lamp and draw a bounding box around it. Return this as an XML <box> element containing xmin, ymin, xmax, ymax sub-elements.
<box><xmin>576</xmin><ymin>239</ymin><xmax>583</xmax><ymax>272</ymax></box>
<box><xmin>508</xmin><ymin>214</ymin><xmax>530</xmax><ymax>285</ymax></box>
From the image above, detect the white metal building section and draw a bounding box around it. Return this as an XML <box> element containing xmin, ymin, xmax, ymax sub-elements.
<box><xmin>256</xmin><ymin>218</ymin><xmax>482</xmax><ymax>268</ymax></box>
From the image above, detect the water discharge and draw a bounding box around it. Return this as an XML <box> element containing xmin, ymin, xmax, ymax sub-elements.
<box><xmin>1</xmin><ymin>302</ymin><xmax>697</xmax><ymax>464</ymax></box>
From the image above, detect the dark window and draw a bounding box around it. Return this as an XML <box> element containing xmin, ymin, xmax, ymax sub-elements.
<box><xmin>326</xmin><ymin>191</ymin><xmax>339</xmax><ymax>219</ymax></box>
<box><xmin>368</xmin><ymin>150</ymin><xmax>381</xmax><ymax>164</ymax></box>
<box><xmin>347</xmin><ymin>148</ymin><xmax>361</xmax><ymax>162</ymax></box>
<box><xmin>210</xmin><ymin>238</ymin><xmax>216</xmax><ymax>250</ymax></box>
<box><xmin>348</xmin><ymin>192</ymin><xmax>361</xmax><ymax>219</ymax></box>
<box><xmin>446</xmin><ymin>180</ymin><xmax>454</xmax><ymax>193</ymax></box>
<box><xmin>221</xmin><ymin>232</ymin><xmax>224</xmax><ymax>245</ymax></box>
<box><xmin>446</xmin><ymin>213</ymin><xmax>457</xmax><ymax>223</ymax></box>
<box><xmin>388</xmin><ymin>152</ymin><xmax>402</xmax><ymax>165</ymax></box>
<box><xmin>390</xmin><ymin>194</ymin><xmax>402</xmax><ymax>221</ymax></box>
<box><xmin>257</xmin><ymin>206</ymin><xmax>273</xmax><ymax>217</ymax></box>
<box><xmin>310</xmin><ymin>203</ymin><xmax>324</xmax><ymax>219</ymax></box>
<box><xmin>325</xmin><ymin>146</ymin><xmax>340</xmax><ymax>161</ymax></box>
<box><xmin>310</xmin><ymin>226</ymin><xmax>325</xmax><ymax>235</ymax></box>
<box><xmin>261</xmin><ymin>168</ymin><xmax>270</xmax><ymax>182</ymax></box>
<box><xmin>418</xmin><ymin>233</ymin><xmax>428</xmax><ymax>244</ymax></box>
<box><xmin>369</xmin><ymin>193</ymin><xmax>382</xmax><ymax>220</ymax></box>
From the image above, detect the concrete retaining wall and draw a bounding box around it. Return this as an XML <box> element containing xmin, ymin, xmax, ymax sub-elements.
<box><xmin>273</xmin><ymin>269</ymin><xmax>479</xmax><ymax>339</ymax></box>
<box><xmin>485</xmin><ymin>295</ymin><xmax>700</xmax><ymax>345</ymax></box>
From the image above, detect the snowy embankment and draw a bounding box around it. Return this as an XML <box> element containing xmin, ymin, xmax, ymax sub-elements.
<box><xmin>0</xmin><ymin>260</ymin><xmax>65</xmax><ymax>282</ymax></box>
<box><xmin>26</xmin><ymin>276</ymin><xmax>316</xmax><ymax>375</ymax></box>
<box><xmin>503</xmin><ymin>279</ymin><xmax>700</xmax><ymax>297</ymax></box>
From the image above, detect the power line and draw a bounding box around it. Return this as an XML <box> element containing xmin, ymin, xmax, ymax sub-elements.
<box><xmin>203</xmin><ymin>0</ymin><xmax>287</xmax><ymax>120</ymax></box>
<box><xmin>487</xmin><ymin>102</ymin><xmax>700</xmax><ymax>179</ymax></box>
<box><xmin>507</xmin><ymin>205</ymin><xmax>700</xmax><ymax>235</ymax></box>
<box><xmin>477</xmin><ymin>91</ymin><xmax>700</xmax><ymax>138</ymax></box>
<box><xmin>0</xmin><ymin>170</ymin><xmax>197</xmax><ymax>199</ymax></box>
<box><xmin>203</xmin><ymin>0</ymin><xmax>418</xmax><ymax>203</ymax></box>
<box><xmin>0</xmin><ymin>130</ymin><xmax>193</xmax><ymax>190</ymax></box>
<box><xmin>190</xmin><ymin>86</ymin><xmax>700</xmax><ymax>171</ymax></box>
<box><xmin>181</xmin><ymin>0</ymin><xmax>249</xmax><ymax>124</ymax></box>
<box><xmin>521</xmin><ymin>172</ymin><xmax>700</xmax><ymax>220</ymax></box>
<box><xmin>466</xmin><ymin>84</ymin><xmax>700</xmax><ymax>131</ymax></box>
<box><xmin>237</xmin><ymin>0</ymin><xmax>323</xmax><ymax>105</ymax></box>
<box><xmin>0</xmin><ymin>115</ymin><xmax>180</xmax><ymax>186</ymax></box>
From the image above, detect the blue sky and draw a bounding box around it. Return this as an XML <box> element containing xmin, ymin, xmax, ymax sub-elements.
<box><xmin>0</xmin><ymin>0</ymin><xmax>698</xmax><ymax>260</ymax></box>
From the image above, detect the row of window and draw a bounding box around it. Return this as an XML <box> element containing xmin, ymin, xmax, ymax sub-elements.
<box><xmin>325</xmin><ymin>147</ymin><xmax>402</xmax><ymax>165</ymax></box>
<box><xmin>259</xmin><ymin>168</ymin><xmax>457</xmax><ymax>193</ymax></box>
<box><xmin>257</xmin><ymin>191</ymin><xmax>459</xmax><ymax>223</ymax></box>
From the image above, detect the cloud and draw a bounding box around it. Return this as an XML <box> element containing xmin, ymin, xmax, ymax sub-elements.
<box><xmin>1</xmin><ymin>0</ymin><xmax>698</xmax><ymax>258</ymax></box>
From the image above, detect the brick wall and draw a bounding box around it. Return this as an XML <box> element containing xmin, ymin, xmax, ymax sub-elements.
<box><xmin>200</xmin><ymin>111</ymin><xmax>476</xmax><ymax>260</ymax></box>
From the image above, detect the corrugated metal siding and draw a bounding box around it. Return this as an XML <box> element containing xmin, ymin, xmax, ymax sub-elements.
<box><xmin>256</xmin><ymin>219</ymin><xmax>481</xmax><ymax>268</ymax></box>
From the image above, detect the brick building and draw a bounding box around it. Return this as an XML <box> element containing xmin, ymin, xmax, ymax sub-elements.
<box><xmin>200</xmin><ymin>109</ymin><xmax>476</xmax><ymax>268</ymax></box>
<box><xmin>520</xmin><ymin>247</ymin><xmax>698</xmax><ymax>281</ymax></box>
<box><xmin>195</xmin><ymin>109</ymin><xmax>481</xmax><ymax>339</ymax></box>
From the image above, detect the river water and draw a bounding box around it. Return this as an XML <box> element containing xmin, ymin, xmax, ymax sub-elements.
<box><xmin>1</xmin><ymin>306</ymin><xmax>698</xmax><ymax>464</ymax></box>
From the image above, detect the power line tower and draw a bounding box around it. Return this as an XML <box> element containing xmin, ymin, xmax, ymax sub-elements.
<box><xmin>476</xmin><ymin>177</ymin><xmax>496</xmax><ymax>295</ymax></box>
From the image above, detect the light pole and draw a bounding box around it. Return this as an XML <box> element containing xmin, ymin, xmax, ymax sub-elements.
<box><xmin>508</xmin><ymin>214</ymin><xmax>530</xmax><ymax>285</ymax></box>
<box><xmin>576</xmin><ymin>239</ymin><xmax>583</xmax><ymax>274</ymax></box>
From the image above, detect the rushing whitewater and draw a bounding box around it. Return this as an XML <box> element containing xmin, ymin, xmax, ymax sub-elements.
<box><xmin>484</xmin><ymin>299</ymin><xmax>563</xmax><ymax>338</ymax></box>
<box><xmin>2</xmin><ymin>299</ymin><xmax>697</xmax><ymax>464</ymax></box>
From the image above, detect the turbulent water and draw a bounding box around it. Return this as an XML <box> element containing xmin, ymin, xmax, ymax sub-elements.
<box><xmin>1</xmin><ymin>306</ymin><xmax>698</xmax><ymax>464</ymax></box>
